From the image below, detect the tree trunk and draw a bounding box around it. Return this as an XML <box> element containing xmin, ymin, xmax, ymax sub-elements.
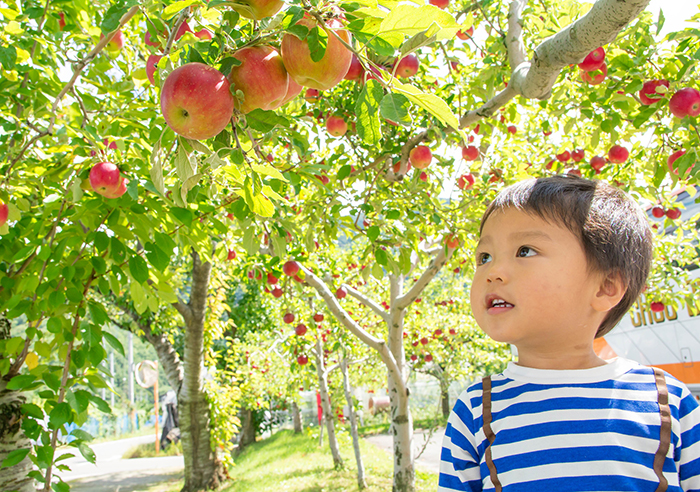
<box><xmin>315</xmin><ymin>337</ymin><xmax>343</xmax><ymax>468</ymax></box>
<box><xmin>440</xmin><ymin>379</ymin><xmax>451</xmax><ymax>419</ymax></box>
<box><xmin>341</xmin><ymin>358</ymin><xmax>366</xmax><ymax>489</ymax></box>
<box><xmin>177</xmin><ymin>251</ymin><xmax>225</xmax><ymax>491</ymax></box>
<box><xmin>0</xmin><ymin>317</ymin><xmax>34</xmax><ymax>492</ymax></box>
<box><xmin>236</xmin><ymin>407</ymin><xmax>256</xmax><ymax>454</ymax></box>
<box><xmin>292</xmin><ymin>401</ymin><xmax>303</xmax><ymax>434</ymax></box>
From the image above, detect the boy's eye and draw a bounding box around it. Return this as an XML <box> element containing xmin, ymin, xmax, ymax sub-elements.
<box><xmin>517</xmin><ymin>246</ymin><xmax>536</xmax><ymax>258</ymax></box>
<box><xmin>477</xmin><ymin>252</ymin><xmax>492</xmax><ymax>265</ymax></box>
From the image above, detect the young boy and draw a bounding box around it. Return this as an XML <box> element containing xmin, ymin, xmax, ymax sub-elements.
<box><xmin>438</xmin><ymin>175</ymin><xmax>700</xmax><ymax>491</ymax></box>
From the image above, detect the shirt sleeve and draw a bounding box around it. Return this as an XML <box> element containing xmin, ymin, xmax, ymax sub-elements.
<box><xmin>677</xmin><ymin>385</ymin><xmax>700</xmax><ymax>491</ymax></box>
<box><xmin>438</xmin><ymin>387</ymin><xmax>483</xmax><ymax>492</ymax></box>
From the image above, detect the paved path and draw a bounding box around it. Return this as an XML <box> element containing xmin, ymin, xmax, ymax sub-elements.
<box><xmin>55</xmin><ymin>434</ymin><xmax>184</xmax><ymax>491</ymax></box>
<box><xmin>364</xmin><ymin>427</ymin><xmax>444</xmax><ymax>474</ymax></box>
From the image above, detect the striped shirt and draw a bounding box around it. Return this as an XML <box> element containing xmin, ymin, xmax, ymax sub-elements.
<box><xmin>438</xmin><ymin>358</ymin><xmax>700</xmax><ymax>491</ymax></box>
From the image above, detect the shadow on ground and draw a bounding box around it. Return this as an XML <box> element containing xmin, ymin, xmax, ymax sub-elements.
<box><xmin>69</xmin><ymin>469</ymin><xmax>183</xmax><ymax>492</ymax></box>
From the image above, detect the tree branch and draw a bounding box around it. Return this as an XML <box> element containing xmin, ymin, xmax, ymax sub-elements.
<box><xmin>343</xmin><ymin>284</ymin><xmax>391</xmax><ymax>324</ymax></box>
<box><xmin>395</xmin><ymin>243</ymin><xmax>455</xmax><ymax>310</ymax></box>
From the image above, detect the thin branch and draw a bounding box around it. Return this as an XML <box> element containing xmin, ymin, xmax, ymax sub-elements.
<box><xmin>344</xmin><ymin>284</ymin><xmax>391</xmax><ymax>324</ymax></box>
<box><xmin>395</xmin><ymin>243</ymin><xmax>455</xmax><ymax>310</ymax></box>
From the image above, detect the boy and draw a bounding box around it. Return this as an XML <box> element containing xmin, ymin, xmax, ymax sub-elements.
<box><xmin>438</xmin><ymin>175</ymin><xmax>700</xmax><ymax>491</ymax></box>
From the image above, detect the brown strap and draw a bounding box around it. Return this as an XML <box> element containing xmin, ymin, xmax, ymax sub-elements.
<box><xmin>482</xmin><ymin>376</ymin><xmax>502</xmax><ymax>491</ymax></box>
<box><xmin>652</xmin><ymin>367</ymin><xmax>672</xmax><ymax>492</ymax></box>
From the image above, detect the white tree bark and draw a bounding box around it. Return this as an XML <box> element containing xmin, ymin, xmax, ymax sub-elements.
<box><xmin>292</xmin><ymin>401</ymin><xmax>303</xmax><ymax>434</ymax></box>
<box><xmin>314</xmin><ymin>335</ymin><xmax>344</xmax><ymax>468</ymax></box>
<box><xmin>341</xmin><ymin>358</ymin><xmax>367</xmax><ymax>489</ymax></box>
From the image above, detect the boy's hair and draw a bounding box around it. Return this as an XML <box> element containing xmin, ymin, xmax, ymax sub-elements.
<box><xmin>480</xmin><ymin>175</ymin><xmax>653</xmax><ymax>338</ymax></box>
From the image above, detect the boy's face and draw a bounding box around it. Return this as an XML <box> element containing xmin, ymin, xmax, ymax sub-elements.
<box><xmin>470</xmin><ymin>207</ymin><xmax>607</xmax><ymax>363</ymax></box>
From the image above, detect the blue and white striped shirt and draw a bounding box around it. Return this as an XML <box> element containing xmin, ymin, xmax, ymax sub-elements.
<box><xmin>438</xmin><ymin>358</ymin><xmax>700</xmax><ymax>491</ymax></box>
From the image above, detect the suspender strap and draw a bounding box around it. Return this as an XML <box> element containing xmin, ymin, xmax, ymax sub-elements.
<box><xmin>652</xmin><ymin>367</ymin><xmax>672</xmax><ymax>492</ymax></box>
<box><xmin>482</xmin><ymin>376</ymin><xmax>502</xmax><ymax>492</ymax></box>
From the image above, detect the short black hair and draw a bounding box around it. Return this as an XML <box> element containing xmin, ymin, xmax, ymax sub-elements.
<box><xmin>480</xmin><ymin>175</ymin><xmax>653</xmax><ymax>337</ymax></box>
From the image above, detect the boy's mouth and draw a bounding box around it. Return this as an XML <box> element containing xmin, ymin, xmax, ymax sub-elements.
<box><xmin>486</xmin><ymin>294</ymin><xmax>514</xmax><ymax>312</ymax></box>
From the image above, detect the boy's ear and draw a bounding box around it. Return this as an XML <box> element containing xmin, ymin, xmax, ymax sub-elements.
<box><xmin>592</xmin><ymin>272</ymin><xmax>626</xmax><ymax>313</ymax></box>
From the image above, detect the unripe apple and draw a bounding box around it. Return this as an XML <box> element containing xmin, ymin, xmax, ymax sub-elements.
<box><xmin>571</xmin><ymin>149</ymin><xmax>585</xmax><ymax>162</ymax></box>
<box><xmin>667</xmin><ymin>149</ymin><xmax>695</xmax><ymax>175</ymax></box>
<box><xmin>336</xmin><ymin>287</ymin><xmax>347</xmax><ymax>299</ymax></box>
<box><xmin>651</xmin><ymin>206</ymin><xmax>665</xmax><ymax>218</ymax></box>
<box><xmin>89</xmin><ymin>162</ymin><xmax>121</xmax><ymax>196</ymax></box>
<box><xmin>230</xmin><ymin>0</ymin><xmax>284</xmax><ymax>20</ymax></box>
<box><xmin>0</xmin><ymin>202</ymin><xmax>8</xmax><ymax>227</ymax></box>
<box><xmin>580</xmin><ymin>63</ymin><xmax>607</xmax><ymax>85</ymax></box>
<box><xmin>666</xmin><ymin>208</ymin><xmax>681</xmax><ymax>220</ymax></box>
<box><xmin>101</xmin><ymin>30</ymin><xmax>125</xmax><ymax>52</ymax></box>
<box><xmin>283</xmin><ymin>312</ymin><xmax>295</xmax><ymax>324</ymax></box>
<box><xmin>669</xmin><ymin>87</ymin><xmax>700</xmax><ymax>118</ymax></box>
<box><xmin>462</xmin><ymin>145</ymin><xmax>478</xmax><ymax>161</ymax></box>
<box><xmin>608</xmin><ymin>145</ymin><xmax>629</xmax><ymax>164</ymax></box>
<box><xmin>227</xmin><ymin>45</ymin><xmax>289</xmax><ymax>113</ymax></box>
<box><xmin>195</xmin><ymin>29</ymin><xmax>213</xmax><ymax>41</ymax></box>
<box><xmin>394</xmin><ymin>54</ymin><xmax>419</xmax><ymax>78</ymax></box>
<box><xmin>160</xmin><ymin>63</ymin><xmax>234</xmax><ymax>140</ymax></box>
<box><xmin>639</xmin><ymin>79</ymin><xmax>669</xmax><ymax>105</ymax></box>
<box><xmin>313</xmin><ymin>313</ymin><xmax>324</xmax><ymax>323</ymax></box>
<box><xmin>271</xmin><ymin>287</ymin><xmax>283</xmax><ymax>298</ymax></box>
<box><xmin>326</xmin><ymin>115</ymin><xmax>348</xmax><ymax>137</ymax></box>
<box><xmin>578</xmin><ymin>47</ymin><xmax>605</xmax><ymax>72</ymax></box>
<box><xmin>281</xmin><ymin>16</ymin><xmax>352</xmax><ymax>91</ymax></box>
<box><xmin>283</xmin><ymin>260</ymin><xmax>300</xmax><ymax>276</ymax></box>
<box><xmin>650</xmin><ymin>302</ymin><xmax>665</xmax><ymax>313</ymax></box>
<box><xmin>457</xmin><ymin>173</ymin><xmax>475</xmax><ymax>190</ymax></box>
<box><xmin>590</xmin><ymin>155</ymin><xmax>605</xmax><ymax>172</ymax></box>
<box><xmin>556</xmin><ymin>150</ymin><xmax>570</xmax><ymax>162</ymax></box>
<box><xmin>297</xmin><ymin>354</ymin><xmax>308</xmax><ymax>365</ymax></box>
<box><xmin>146</xmin><ymin>54</ymin><xmax>162</xmax><ymax>85</ymax></box>
<box><xmin>429</xmin><ymin>0</ymin><xmax>449</xmax><ymax>9</ymax></box>
<box><xmin>409</xmin><ymin>145</ymin><xmax>432</xmax><ymax>169</ymax></box>
<box><xmin>344</xmin><ymin>55</ymin><xmax>363</xmax><ymax>81</ymax></box>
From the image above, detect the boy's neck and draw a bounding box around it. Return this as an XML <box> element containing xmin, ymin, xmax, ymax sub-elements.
<box><xmin>513</xmin><ymin>348</ymin><xmax>608</xmax><ymax>370</ymax></box>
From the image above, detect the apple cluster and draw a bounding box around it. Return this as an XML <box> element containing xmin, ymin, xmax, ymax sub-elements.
<box><xmin>578</xmin><ymin>47</ymin><xmax>607</xmax><ymax>85</ymax></box>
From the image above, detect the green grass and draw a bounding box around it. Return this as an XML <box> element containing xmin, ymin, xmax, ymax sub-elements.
<box><xmin>123</xmin><ymin>440</ymin><xmax>183</xmax><ymax>459</ymax></box>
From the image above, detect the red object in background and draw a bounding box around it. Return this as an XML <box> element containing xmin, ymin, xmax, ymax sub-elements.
<box><xmin>316</xmin><ymin>391</ymin><xmax>323</xmax><ymax>425</ymax></box>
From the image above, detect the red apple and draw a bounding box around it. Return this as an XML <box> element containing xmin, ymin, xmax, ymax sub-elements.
<box><xmin>556</xmin><ymin>150</ymin><xmax>570</xmax><ymax>162</ymax></box>
<box><xmin>279</xmin><ymin>77</ymin><xmax>303</xmax><ymax>106</ymax></box>
<box><xmin>295</xmin><ymin>323</ymin><xmax>308</xmax><ymax>336</ymax></box>
<box><xmin>160</xmin><ymin>63</ymin><xmax>234</xmax><ymax>140</ymax></box>
<box><xmin>326</xmin><ymin>115</ymin><xmax>348</xmax><ymax>137</ymax></box>
<box><xmin>608</xmin><ymin>145</ymin><xmax>629</xmax><ymax>164</ymax></box>
<box><xmin>283</xmin><ymin>312</ymin><xmax>295</xmax><ymax>324</ymax></box>
<box><xmin>667</xmin><ymin>149</ymin><xmax>695</xmax><ymax>175</ymax></box>
<box><xmin>419</xmin><ymin>171</ymin><xmax>427</xmax><ymax>182</ymax></box>
<box><xmin>639</xmin><ymin>79</ymin><xmax>669</xmax><ymax>105</ymax></box>
<box><xmin>230</xmin><ymin>0</ymin><xmax>284</xmax><ymax>20</ymax></box>
<box><xmin>420</xmin><ymin>337</ymin><xmax>429</xmax><ymax>345</ymax></box>
<box><xmin>101</xmin><ymin>30</ymin><xmax>124</xmax><ymax>52</ymax></box>
<box><xmin>394</xmin><ymin>54</ymin><xmax>419</xmax><ymax>78</ymax></box>
<box><xmin>304</xmin><ymin>88</ymin><xmax>320</xmax><ymax>102</ymax></box>
<box><xmin>281</xmin><ymin>16</ymin><xmax>352</xmax><ymax>91</ymax></box>
<box><xmin>571</xmin><ymin>149</ymin><xmax>585</xmax><ymax>162</ymax></box>
<box><xmin>567</xmin><ymin>168</ymin><xmax>582</xmax><ymax>177</ymax></box>
<box><xmin>336</xmin><ymin>287</ymin><xmax>347</xmax><ymax>299</ymax></box>
<box><xmin>506</xmin><ymin>125</ymin><xmax>517</xmax><ymax>134</ymax></box>
<box><xmin>101</xmin><ymin>177</ymin><xmax>128</xmax><ymax>199</ymax></box>
<box><xmin>410</xmin><ymin>354</ymin><xmax>418</xmax><ymax>361</ymax></box>
<box><xmin>145</xmin><ymin>30</ymin><xmax>161</xmax><ymax>48</ymax></box>
<box><xmin>175</xmin><ymin>21</ymin><xmax>193</xmax><ymax>40</ymax></box>
<box><xmin>225</xmin><ymin>249</ymin><xmax>236</xmax><ymax>261</ymax></box>
<box><xmin>650</xmin><ymin>302</ymin><xmax>665</xmax><ymax>313</ymax></box>
<box><xmin>195</xmin><ymin>29</ymin><xmax>213</xmax><ymax>41</ymax></box>
<box><xmin>669</xmin><ymin>87</ymin><xmax>700</xmax><ymax>118</ymax></box>
<box><xmin>283</xmin><ymin>260</ymin><xmax>300</xmax><ymax>276</ymax></box>
<box><xmin>0</xmin><ymin>202</ymin><xmax>8</xmax><ymax>227</ymax></box>
<box><xmin>146</xmin><ymin>54</ymin><xmax>162</xmax><ymax>85</ymax></box>
<box><xmin>393</xmin><ymin>160</ymin><xmax>411</xmax><ymax>174</ymax></box>
<box><xmin>344</xmin><ymin>55</ymin><xmax>363</xmax><ymax>81</ymax></box>
<box><xmin>314</xmin><ymin>313</ymin><xmax>324</xmax><ymax>323</ymax></box>
<box><xmin>409</xmin><ymin>145</ymin><xmax>432</xmax><ymax>169</ymax></box>
<box><xmin>271</xmin><ymin>287</ymin><xmax>283</xmax><ymax>298</ymax></box>
<box><xmin>425</xmin><ymin>354</ymin><xmax>433</xmax><ymax>362</ymax></box>
<box><xmin>58</xmin><ymin>13</ymin><xmax>66</xmax><ymax>30</ymax></box>
<box><xmin>457</xmin><ymin>173</ymin><xmax>475</xmax><ymax>190</ymax></box>
<box><xmin>89</xmin><ymin>162</ymin><xmax>121</xmax><ymax>196</ymax></box>
<box><xmin>462</xmin><ymin>145</ymin><xmax>479</xmax><ymax>161</ymax></box>
<box><xmin>227</xmin><ymin>45</ymin><xmax>289</xmax><ymax>113</ymax></box>
<box><xmin>580</xmin><ymin>63</ymin><xmax>607</xmax><ymax>85</ymax></box>
<box><xmin>578</xmin><ymin>47</ymin><xmax>605</xmax><ymax>71</ymax></box>
<box><xmin>267</xmin><ymin>272</ymin><xmax>279</xmax><ymax>284</ymax></box>
<box><xmin>651</xmin><ymin>206</ymin><xmax>665</xmax><ymax>218</ymax></box>
<box><xmin>297</xmin><ymin>354</ymin><xmax>308</xmax><ymax>365</ymax></box>
<box><xmin>590</xmin><ymin>155</ymin><xmax>605</xmax><ymax>172</ymax></box>
<box><xmin>445</xmin><ymin>234</ymin><xmax>459</xmax><ymax>249</ymax></box>
<box><xmin>666</xmin><ymin>208</ymin><xmax>681</xmax><ymax>220</ymax></box>
<box><xmin>429</xmin><ymin>0</ymin><xmax>449</xmax><ymax>9</ymax></box>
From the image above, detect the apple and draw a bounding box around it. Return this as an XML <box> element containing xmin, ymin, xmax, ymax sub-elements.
<box><xmin>445</xmin><ymin>234</ymin><xmax>459</xmax><ymax>249</ymax></box>
<box><xmin>271</xmin><ymin>287</ymin><xmax>283</xmax><ymax>298</ymax></box>
<box><xmin>175</xmin><ymin>21</ymin><xmax>193</xmax><ymax>40</ymax></box>
<box><xmin>419</xmin><ymin>171</ymin><xmax>428</xmax><ymax>182</ymax></box>
<box><xmin>89</xmin><ymin>162</ymin><xmax>121</xmax><ymax>195</ymax></box>
<box><xmin>160</xmin><ymin>63</ymin><xmax>234</xmax><ymax>140</ymax></box>
<box><xmin>608</xmin><ymin>145</ymin><xmax>629</xmax><ymax>164</ymax></box>
<box><xmin>651</xmin><ymin>206</ymin><xmax>665</xmax><ymax>218</ymax></box>
<box><xmin>336</xmin><ymin>287</ymin><xmax>347</xmax><ymax>299</ymax></box>
<box><xmin>230</xmin><ymin>0</ymin><xmax>284</xmax><ymax>20</ymax></box>
<box><xmin>283</xmin><ymin>260</ymin><xmax>300</xmax><ymax>276</ymax></box>
<box><xmin>267</xmin><ymin>272</ymin><xmax>279</xmax><ymax>284</ymax></box>
<box><xmin>456</xmin><ymin>26</ymin><xmax>473</xmax><ymax>39</ymax></box>
<box><xmin>449</xmin><ymin>328</ymin><xmax>456</xmax><ymax>335</ymax></box>
<box><xmin>326</xmin><ymin>115</ymin><xmax>348</xmax><ymax>137</ymax></box>
<box><xmin>590</xmin><ymin>155</ymin><xmax>605</xmax><ymax>172</ymax></box>
<box><xmin>462</xmin><ymin>145</ymin><xmax>479</xmax><ymax>161</ymax></box>
<box><xmin>429</xmin><ymin>0</ymin><xmax>449</xmax><ymax>9</ymax></box>
<box><xmin>639</xmin><ymin>79</ymin><xmax>669</xmax><ymax>105</ymax></box>
<box><xmin>283</xmin><ymin>312</ymin><xmax>295</xmax><ymax>324</ymax></box>
<box><xmin>578</xmin><ymin>47</ymin><xmax>605</xmax><ymax>71</ymax></box>
<box><xmin>580</xmin><ymin>63</ymin><xmax>607</xmax><ymax>85</ymax></box>
<box><xmin>420</xmin><ymin>337</ymin><xmax>429</xmax><ymax>345</ymax></box>
<box><xmin>297</xmin><ymin>354</ymin><xmax>309</xmax><ymax>365</ymax></box>
<box><xmin>669</xmin><ymin>87</ymin><xmax>700</xmax><ymax>118</ymax></box>
<box><xmin>450</xmin><ymin>61</ymin><xmax>460</xmax><ymax>73</ymax></box>
<box><xmin>304</xmin><ymin>88</ymin><xmax>320</xmax><ymax>102</ymax></box>
<box><xmin>650</xmin><ymin>302</ymin><xmax>665</xmax><ymax>313</ymax></box>
<box><xmin>394</xmin><ymin>54</ymin><xmax>419</xmax><ymax>78</ymax></box>
<box><xmin>145</xmin><ymin>30</ymin><xmax>161</xmax><ymax>48</ymax></box>
<box><xmin>195</xmin><ymin>29</ymin><xmax>213</xmax><ymax>41</ymax></box>
<box><xmin>294</xmin><ymin>323</ymin><xmax>308</xmax><ymax>336</ymax></box>
<box><xmin>0</xmin><ymin>202</ymin><xmax>8</xmax><ymax>227</ymax></box>
<box><xmin>571</xmin><ymin>149</ymin><xmax>585</xmax><ymax>162</ymax></box>
<box><xmin>567</xmin><ymin>168</ymin><xmax>582</xmax><ymax>177</ymax></box>
<box><xmin>457</xmin><ymin>173</ymin><xmax>475</xmax><ymax>190</ymax></box>
<box><xmin>410</xmin><ymin>354</ymin><xmax>418</xmax><ymax>362</ymax></box>
<box><xmin>425</xmin><ymin>354</ymin><xmax>433</xmax><ymax>362</ymax></box>
<box><xmin>101</xmin><ymin>30</ymin><xmax>125</xmax><ymax>53</ymax></box>
<box><xmin>281</xmin><ymin>15</ymin><xmax>352</xmax><ymax>91</ymax></box>
<box><xmin>103</xmin><ymin>138</ymin><xmax>117</xmax><ymax>150</ymax></box>
<box><xmin>101</xmin><ymin>177</ymin><xmax>128</xmax><ymax>199</ymax></box>
<box><xmin>58</xmin><ymin>13</ymin><xmax>66</xmax><ymax>30</ymax></box>
<box><xmin>146</xmin><ymin>54</ymin><xmax>162</xmax><ymax>85</ymax></box>
<box><xmin>666</xmin><ymin>208</ymin><xmax>681</xmax><ymax>220</ymax></box>
<box><xmin>409</xmin><ymin>145</ymin><xmax>432</xmax><ymax>169</ymax></box>
<box><xmin>556</xmin><ymin>150</ymin><xmax>570</xmax><ymax>162</ymax></box>
<box><xmin>313</xmin><ymin>313</ymin><xmax>324</xmax><ymax>323</ymax></box>
<box><xmin>344</xmin><ymin>55</ymin><xmax>363</xmax><ymax>81</ymax></box>
<box><xmin>506</xmin><ymin>125</ymin><xmax>517</xmax><ymax>134</ymax></box>
<box><xmin>227</xmin><ymin>249</ymin><xmax>237</xmax><ymax>261</ymax></box>
<box><xmin>316</xmin><ymin>174</ymin><xmax>330</xmax><ymax>185</ymax></box>
<box><xmin>393</xmin><ymin>160</ymin><xmax>411</xmax><ymax>174</ymax></box>
<box><xmin>279</xmin><ymin>77</ymin><xmax>303</xmax><ymax>106</ymax></box>
<box><xmin>227</xmin><ymin>46</ymin><xmax>289</xmax><ymax>113</ymax></box>
<box><xmin>667</xmin><ymin>149</ymin><xmax>695</xmax><ymax>175</ymax></box>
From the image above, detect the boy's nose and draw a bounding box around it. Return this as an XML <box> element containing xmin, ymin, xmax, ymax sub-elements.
<box><xmin>485</xmin><ymin>262</ymin><xmax>506</xmax><ymax>283</ymax></box>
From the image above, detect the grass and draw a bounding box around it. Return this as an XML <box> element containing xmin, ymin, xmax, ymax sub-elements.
<box><xmin>148</xmin><ymin>428</ymin><xmax>438</xmax><ymax>492</ymax></box>
<box><xmin>123</xmin><ymin>440</ymin><xmax>183</xmax><ymax>459</ymax></box>
<box><xmin>359</xmin><ymin>414</ymin><xmax>448</xmax><ymax>437</ymax></box>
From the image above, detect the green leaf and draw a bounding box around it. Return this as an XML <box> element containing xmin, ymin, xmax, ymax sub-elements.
<box><xmin>102</xmin><ymin>332</ymin><xmax>125</xmax><ymax>357</ymax></box>
<box><xmin>6</xmin><ymin>375</ymin><xmax>37</xmax><ymax>390</ymax></box>
<box><xmin>251</xmin><ymin>164</ymin><xmax>286</xmax><ymax>181</ymax></box>
<box><xmin>391</xmin><ymin>78</ymin><xmax>460</xmax><ymax>130</ymax></box>
<box><xmin>78</xmin><ymin>442</ymin><xmax>96</xmax><ymax>464</ymax></box>
<box><xmin>88</xmin><ymin>394</ymin><xmax>112</xmax><ymax>414</ymax></box>
<box><xmin>0</xmin><ymin>46</ymin><xmax>17</xmax><ymax>70</ymax></box>
<box><xmin>128</xmin><ymin>255</ymin><xmax>149</xmax><ymax>284</ymax></box>
<box><xmin>338</xmin><ymin>165</ymin><xmax>352</xmax><ymax>180</ymax></box>
<box><xmin>379</xmin><ymin>4</ymin><xmax>459</xmax><ymax>39</ymax></box>
<box><xmin>355</xmin><ymin>80</ymin><xmax>383</xmax><ymax>145</ymax></box>
<box><xmin>70</xmin><ymin>428</ymin><xmax>94</xmax><ymax>442</ymax></box>
<box><xmin>49</xmin><ymin>402</ymin><xmax>73</xmax><ymax>430</ymax></box>
<box><xmin>246</xmin><ymin>109</ymin><xmax>290</xmax><ymax>132</ymax></box>
<box><xmin>88</xmin><ymin>302</ymin><xmax>109</xmax><ymax>326</ymax></box>
<box><xmin>110</xmin><ymin>237</ymin><xmax>126</xmax><ymax>263</ymax></box>
<box><xmin>171</xmin><ymin>207</ymin><xmax>193</xmax><ymax>226</ymax></box>
<box><xmin>51</xmin><ymin>481</ymin><xmax>70</xmax><ymax>492</ymax></box>
<box><xmin>366</xmin><ymin>225</ymin><xmax>381</xmax><ymax>242</ymax></box>
<box><xmin>380</xmin><ymin>93</ymin><xmax>412</xmax><ymax>126</ymax></box>
<box><xmin>21</xmin><ymin>403</ymin><xmax>44</xmax><ymax>419</ymax></box>
<box><xmin>150</xmin><ymin>139</ymin><xmax>165</xmax><ymax>195</ymax></box>
<box><xmin>399</xmin><ymin>29</ymin><xmax>438</xmax><ymax>57</ymax></box>
<box><xmin>375</xmin><ymin>248</ymin><xmax>388</xmax><ymax>265</ymax></box>
<box><xmin>163</xmin><ymin>0</ymin><xmax>200</xmax><ymax>20</ymax></box>
<box><xmin>1</xmin><ymin>448</ymin><xmax>29</xmax><ymax>468</ymax></box>
<box><xmin>100</xmin><ymin>0</ymin><xmax>139</xmax><ymax>34</ymax></box>
<box><xmin>307</xmin><ymin>26</ymin><xmax>329</xmax><ymax>63</ymax></box>
<box><xmin>145</xmin><ymin>242</ymin><xmax>171</xmax><ymax>271</ymax></box>
<box><xmin>242</xmin><ymin>225</ymin><xmax>258</xmax><ymax>255</ymax></box>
